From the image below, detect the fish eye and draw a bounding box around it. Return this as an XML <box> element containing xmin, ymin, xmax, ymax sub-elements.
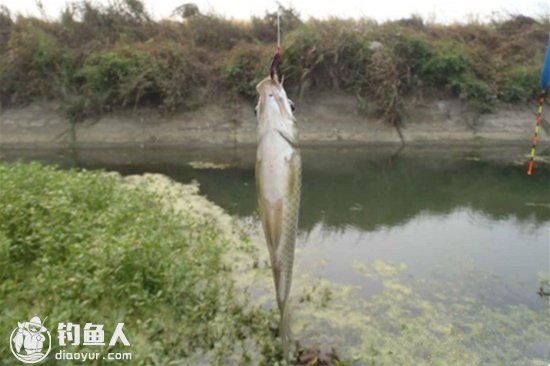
<box><xmin>289</xmin><ymin>99</ymin><xmax>295</xmax><ymax>112</ymax></box>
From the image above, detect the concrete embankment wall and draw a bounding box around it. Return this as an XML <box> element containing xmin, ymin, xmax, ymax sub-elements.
<box><xmin>0</xmin><ymin>92</ymin><xmax>547</xmax><ymax>148</ymax></box>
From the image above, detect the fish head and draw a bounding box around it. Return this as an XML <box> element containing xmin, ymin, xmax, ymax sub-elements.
<box><xmin>255</xmin><ymin>75</ymin><xmax>296</xmax><ymax>129</ymax></box>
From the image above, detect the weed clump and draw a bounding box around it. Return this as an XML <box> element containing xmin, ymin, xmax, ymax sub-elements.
<box><xmin>76</xmin><ymin>42</ymin><xmax>210</xmax><ymax>116</ymax></box>
<box><xmin>421</xmin><ymin>46</ymin><xmax>470</xmax><ymax>87</ymax></box>
<box><xmin>223</xmin><ymin>43</ymin><xmax>272</xmax><ymax>100</ymax></box>
<box><xmin>499</xmin><ymin>67</ymin><xmax>540</xmax><ymax>102</ymax></box>
<box><xmin>0</xmin><ymin>2</ymin><xmax>547</xmax><ymax>122</ymax></box>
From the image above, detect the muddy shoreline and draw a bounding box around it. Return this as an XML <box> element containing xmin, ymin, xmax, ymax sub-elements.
<box><xmin>0</xmin><ymin>92</ymin><xmax>548</xmax><ymax>148</ymax></box>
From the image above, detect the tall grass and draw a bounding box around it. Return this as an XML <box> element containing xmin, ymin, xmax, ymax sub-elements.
<box><xmin>0</xmin><ymin>1</ymin><xmax>547</xmax><ymax>122</ymax></box>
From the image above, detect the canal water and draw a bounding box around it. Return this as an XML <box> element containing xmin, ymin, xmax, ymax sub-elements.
<box><xmin>1</xmin><ymin>145</ymin><xmax>549</xmax><ymax>364</ymax></box>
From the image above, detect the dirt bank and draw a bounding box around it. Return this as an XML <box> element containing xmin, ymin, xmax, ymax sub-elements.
<box><xmin>0</xmin><ymin>92</ymin><xmax>547</xmax><ymax>148</ymax></box>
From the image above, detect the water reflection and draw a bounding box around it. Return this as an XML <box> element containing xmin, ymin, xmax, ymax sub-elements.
<box><xmin>94</xmin><ymin>148</ymin><xmax>549</xmax><ymax>231</ymax></box>
<box><xmin>297</xmin><ymin>208</ymin><xmax>548</xmax><ymax>308</ymax></box>
<box><xmin>2</xmin><ymin>146</ymin><xmax>548</xmax><ymax>228</ymax></box>
<box><xmin>2</xmin><ymin>145</ymin><xmax>548</xmax><ymax>363</ymax></box>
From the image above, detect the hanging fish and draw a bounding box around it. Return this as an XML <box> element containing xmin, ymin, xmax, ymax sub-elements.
<box><xmin>255</xmin><ymin>56</ymin><xmax>301</xmax><ymax>361</ymax></box>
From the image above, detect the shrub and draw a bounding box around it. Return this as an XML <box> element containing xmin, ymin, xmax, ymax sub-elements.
<box><xmin>282</xmin><ymin>19</ymin><xmax>372</xmax><ymax>94</ymax></box>
<box><xmin>62</xmin><ymin>0</ymin><xmax>152</xmax><ymax>45</ymax></box>
<box><xmin>76</xmin><ymin>42</ymin><xmax>210</xmax><ymax>117</ymax></box>
<box><xmin>366</xmin><ymin>50</ymin><xmax>403</xmax><ymax>125</ymax></box>
<box><xmin>393</xmin><ymin>36</ymin><xmax>434</xmax><ymax>76</ymax></box>
<box><xmin>420</xmin><ymin>46</ymin><xmax>471</xmax><ymax>87</ymax></box>
<box><xmin>499</xmin><ymin>67</ymin><xmax>539</xmax><ymax>102</ymax></box>
<box><xmin>280</xmin><ymin>19</ymin><xmax>325</xmax><ymax>93</ymax></box>
<box><xmin>452</xmin><ymin>75</ymin><xmax>495</xmax><ymax>113</ymax></box>
<box><xmin>186</xmin><ymin>14</ymin><xmax>251</xmax><ymax>50</ymax></box>
<box><xmin>0</xmin><ymin>5</ymin><xmax>12</xmax><ymax>53</ymax></box>
<box><xmin>0</xmin><ymin>19</ymin><xmax>73</xmax><ymax>105</ymax></box>
<box><xmin>0</xmin><ymin>3</ymin><xmax>548</xmax><ymax>124</ymax></box>
<box><xmin>223</xmin><ymin>43</ymin><xmax>272</xmax><ymax>100</ymax></box>
<box><xmin>334</xmin><ymin>35</ymin><xmax>373</xmax><ymax>91</ymax></box>
<box><xmin>78</xmin><ymin>48</ymin><xmax>151</xmax><ymax>107</ymax></box>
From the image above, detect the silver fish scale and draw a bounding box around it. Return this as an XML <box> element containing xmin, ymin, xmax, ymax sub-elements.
<box><xmin>277</xmin><ymin>151</ymin><xmax>301</xmax><ymax>308</ymax></box>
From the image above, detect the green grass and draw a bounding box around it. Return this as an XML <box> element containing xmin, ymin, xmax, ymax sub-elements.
<box><xmin>0</xmin><ymin>162</ymin><xmax>282</xmax><ymax>365</ymax></box>
<box><xmin>0</xmin><ymin>2</ymin><xmax>548</xmax><ymax>122</ymax></box>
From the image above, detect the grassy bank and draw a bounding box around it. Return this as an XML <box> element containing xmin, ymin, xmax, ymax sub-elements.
<box><xmin>0</xmin><ymin>162</ymin><xmax>284</xmax><ymax>365</ymax></box>
<box><xmin>0</xmin><ymin>2</ymin><xmax>548</xmax><ymax>124</ymax></box>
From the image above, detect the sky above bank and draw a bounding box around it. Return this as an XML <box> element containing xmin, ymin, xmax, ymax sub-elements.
<box><xmin>2</xmin><ymin>0</ymin><xmax>548</xmax><ymax>23</ymax></box>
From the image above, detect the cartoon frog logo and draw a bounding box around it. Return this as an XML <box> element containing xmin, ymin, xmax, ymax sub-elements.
<box><xmin>10</xmin><ymin>316</ymin><xmax>51</xmax><ymax>364</ymax></box>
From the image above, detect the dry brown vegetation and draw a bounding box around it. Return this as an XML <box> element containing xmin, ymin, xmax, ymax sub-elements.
<box><xmin>0</xmin><ymin>1</ymin><xmax>548</xmax><ymax>124</ymax></box>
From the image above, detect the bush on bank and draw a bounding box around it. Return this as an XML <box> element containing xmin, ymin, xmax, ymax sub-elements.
<box><xmin>0</xmin><ymin>2</ymin><xmax>547</xmax><ymax>122</ymax></box>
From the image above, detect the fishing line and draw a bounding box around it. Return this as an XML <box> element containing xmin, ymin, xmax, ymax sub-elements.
<box><xmin>277</xmin><ymin>8</ymin><xmax>280</xmax><ymax>49</ymax></box>
<box><xmin>270</xmin><ymin>8</ymin><xmax>281</xmax><ymax>80</ymax></box>
<box><xmin>527</xmin><ymin>32</ymin><xmax>550</xmax><ymax>176</ymax></box>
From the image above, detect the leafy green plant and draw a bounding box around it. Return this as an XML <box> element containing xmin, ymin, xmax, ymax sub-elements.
<box><xmin>420</xmin><ymin>46</ymin><xmax>471</xmax><ymax>87</ymax></box>
<box><xmin>0</xmin><ymin>19</ymin><xmax>73</xmax><ymax>105</ymax></box>
<box><xmin>78</xmin><ymin>48</ymin><xmax>152</xmax><ymax>109</ymax></box>
<box><xmin>0</xmin><ymin>0</ymin><xmax>548</xmax><ymax>124</ymax></box>
<box><xmin>499</xmin><ymin>67</ymin><xmax>539</xmax><ymax>102</ymax></box>
<box><xmin>452</xmin><ymin>75</ymin><xmax>495</xmax><ymax>113</ymax></box>
<box><xmin>76</xmin><ymin>42</ymin><xmax>210</xmax><ymax>117</ymax></box>
<box><xmin>223</xmin><ymin>43</ymin><xmax>271</xmax><ymax>100</ymax></box>
<box><xmin>186</xmin><ymin>14</ymin><xmax>251</xmax><ymax>50</ymax></box>
<box><xmin>393</xmin><ymin>36</ymin><xmax>434</xmax><ymax>76</ymax></box>
<box><xmin>0</xmin><ymin>162</ymin><xmax>281</xmax><ymax>364</ymax></box>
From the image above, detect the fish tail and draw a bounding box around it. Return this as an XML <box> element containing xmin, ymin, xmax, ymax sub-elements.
<box><xmin>279</xmin><ymin>301</ymin><xmax>291</xmax><ymax>364</ymax></box>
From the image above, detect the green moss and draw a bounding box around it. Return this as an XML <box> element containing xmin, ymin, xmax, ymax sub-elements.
<box><xmin>286</xmin><ymin>259</ymin><xmax>550</xmax><ymax>365</ymax></box>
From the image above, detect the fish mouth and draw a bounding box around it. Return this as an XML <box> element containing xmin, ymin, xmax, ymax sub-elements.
<box><xmin>256</xmin><ymin>77</ymin><xmax>280</xmax><ymax>111</ymax></box>
<box><xmin>256</xmin><ymin>76</ymin><xmax>280</xmax><ymax>97</ymax></box>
